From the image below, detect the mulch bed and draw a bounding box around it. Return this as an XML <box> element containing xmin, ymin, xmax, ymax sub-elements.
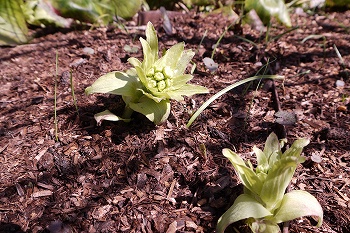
<box><xmin>0</xmin><ymin>7</ymin><xmax>349</xmax><ymax>233</ymax></box>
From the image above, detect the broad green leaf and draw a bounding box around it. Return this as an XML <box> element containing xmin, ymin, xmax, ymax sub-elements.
<box><xmin>94</xmin><ymin>110</ymin><xmax>131</xmax><ymax>125</ymax></box>
<box><xmin>110</xmin><ymin>0</ymin><xmax>141</xmax><ymax>20</ymax></box>
<box><xmin>223</xmin><ymin>149</ymin><xmax>264</xmax><ymax>195</ymax></box>
<box><xmin>129</xmin><ymin>96</ymin><xmax>170</xmax><ymax>125</ymax></box>
<box><xmin>0</xmin><ymin>0</ymin><xmax>28</xmax><ymax>45</ymax></box>
<box><xmin>154</xmin><ymin>42</ymin><xmax>185</xmax><ymax>70</ymax></box>
<box><xmin>263</xmin><ymin>132</ymin><xmax>281</xmax><ymax>166</ymax></box>
<box><xmin>174</xmin><ymin>49</ymin><xmax>195</xmax><ymax>76</ymax></box>
<box><xmin>273</xmin><ymin>190</ymin><xmax>323</xmax><ymax>227</ymax></box>
<box><xmin>145</xmin><ymin>21</ymin><xmax>158</xmax><ymax>61</ymax></box>
<box><xmin>282</xmin><ymin>138</ymin><xmax>310</xmax><ymax>159</ymax></box>
<box><xmin>171</xmin><ymin>74</ymin><xmax>195</xmax><ymax>88</ymax></box>
<box><xmin>260</xmin><ymin>156</ymin><xmax>305</xmax><ymax>211</ymax></box>
<box><xmin>52</xmin><ymin>0</ymin><xmax>141</xmax><ymax>25</ymax></box>
<box><xmin>23</xmin><ymin>0</ymin><xmax>71</xmax><ymax>28</ymax></box>
<box><xmin>216</xmin><ymin>194</ymin><xmax>273</xmax><ymax>233</ymax></box>
<box><xmin>245</xmin><ymin>0</ymin><xmax>291</xmax><ymax>27</ymax></box>
<box><xmin>85</xmin><ymin>71</ymin><xmax>139</xmax><ymax>97</ymax></box>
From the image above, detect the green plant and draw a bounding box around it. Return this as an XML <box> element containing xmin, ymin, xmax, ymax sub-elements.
<box><xmin>86</xmin><ymin>22</ymin><xmax>208</xmax><ymax>125</ymax></box>
<box><xmin>217</xmin><ymin>133</ymin><xmax>323</xmax><ymax>233</ymax></box>
<box><xmin>245</xmin><ymin>0</ymin><xmax>292</xmax><ymax>27</ymax></box>
<box><xmin>54</xmin><ymin>51</ymin><xmax>59</xmax><ymax>141</ymax></box>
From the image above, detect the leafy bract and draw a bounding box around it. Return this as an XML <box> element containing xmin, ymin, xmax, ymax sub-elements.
<box><xmin>0</xmin><ymin>0</ymin><xmax>28</xmax><ymax>45</ymax></box>
<box><xmin>86</xmin><ymin>22</ymin><xmax>208</xmax><ymax>125</ymax></box>
<box><xmin>245</xmin><ymin>0</ymin><xmax>291</xmax><ymax>27</ymax></box>
<box><xmin>217</xmin><ymin>194</ymin><xmax>273</xmax><ymax>233</ymax></box>
<box><xmin>217</xmin><ymin>133</ymin><xmax>323</xmax><ymax>233</ymax></box>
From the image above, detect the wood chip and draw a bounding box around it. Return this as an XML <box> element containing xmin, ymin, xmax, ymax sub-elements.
<box><xmin>32</xmin><ymin>190</ymin><xmax>53</xmax><ymax>198</ymax></box>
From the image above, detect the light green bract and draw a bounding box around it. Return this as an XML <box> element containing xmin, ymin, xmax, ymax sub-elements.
<box><xmin>85</xmin><ymin>22</ymin><xmax>208</xmax><ymax>125</ymax></box>
<box><xmin>217</xmin><ymin>133</ymin><xmax>323</xmax><ymax>233</ymax></box>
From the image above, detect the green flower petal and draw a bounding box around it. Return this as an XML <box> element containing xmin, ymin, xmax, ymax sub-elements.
<box><xmin>154</xmin><ymin>42</ymin><xmax>184</xmax><ymax>70</ymax></box>
<box><xmin>171</xmin><ymin>74</ymin><xmax>194</xmax><ymax>88</ymax></box>
<box><xmin>146</xmin><ymin>22</ymin><xmax>159</xmax><ymax>61</ymax></box>
<box><xmin>140</xmin><ymin>37</ymin><xmax>155</xmax><ymax>71</ymax></box>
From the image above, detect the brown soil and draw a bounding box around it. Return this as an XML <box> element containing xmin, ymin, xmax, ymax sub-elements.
<box><xmin>0</xmin><ymin>8</ymin><xmax>349</xmax><ymax>233</ymax></box>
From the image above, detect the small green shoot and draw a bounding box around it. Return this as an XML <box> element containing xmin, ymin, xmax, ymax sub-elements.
<box><xmin>69</xmin><ymin>70</ymin><xmax>79</xmax><ymax>116</ymax></box>
<box><xmin>54</xmin><ymin>51</ymin><xmax>59</xmax><ymax>141</ymax></box>
<box><xmin>86</xmin><ymin>22</ymin><xmax>208</xmax><ymax>125</ymax></box>
<box><xmin>186</xmin><ymin>75</ymin><xmax>284</xmax><ymax>127</ymax></box>
<box><xmin>217</xmin><ymin>133</ymin><xmax>323</xmax><ymax>233</ymax></box>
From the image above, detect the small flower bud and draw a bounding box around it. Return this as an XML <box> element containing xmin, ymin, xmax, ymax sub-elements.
<box><xmin>154</xmin><ymin>72</ymin><xmax>165</xmax><ymax>81</ymax></box>
<box><xmin>146</xmin><ymin>67</ymin><xmax>155</xmax><ymax>77</ymax></box>
<box><xmin>157</xmin><ymin>80</ymin><xmax>166</xmax><ymax>91</ymax></box>
<box><xmin>154</xmin><ymin>65</ymin><xmax>163</xmax><ymax>73</ymax></box>
<box><xmin>147</xmin><ymin>78</ymin><xmax>157</xmax><ymax>88</ymax></box>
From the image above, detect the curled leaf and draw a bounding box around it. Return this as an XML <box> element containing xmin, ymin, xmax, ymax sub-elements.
<box><xmin>273</xmin><ymin>190</ymin><xmax>323</xmax><ymax>227</ymax></box>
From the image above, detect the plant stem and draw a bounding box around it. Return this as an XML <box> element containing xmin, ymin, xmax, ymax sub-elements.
<box><xmin>54</xmin><ymin>51</ymin><xmax>59</xmax><ymax>141</ymax></box>
<box><xmin>122</xmin><ymin>105</ymin><xmax>134</xmax><ymax>119</ymax></box>
<box><xmin>70</xmin><ymin>69</ymin><xmax>79</xmax><ymax>116</ymax></box>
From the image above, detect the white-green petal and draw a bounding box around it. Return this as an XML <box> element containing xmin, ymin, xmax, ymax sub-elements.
<box><xmin>85</xmin><ymin>71</ymin><xmax>138</xmax><ymax>97</ymax></box>
<box><xmin>174</xmin><ymin>49</ymin><xmax>195</xmax><ymax>76</ymax></box>
<box><xmin>129</xmin><ymin>96</ymin><xmax>170</xmax><ymax>125</ymax></box>
<box><xmin>273</xmin><ymin>190</ymin><xmax>323</xmax><ymax>227</ymax></box>
<box><xmin>216</xmin><ymin>194</ymin><xmax>273</xmax><ymax>233</ymax></box>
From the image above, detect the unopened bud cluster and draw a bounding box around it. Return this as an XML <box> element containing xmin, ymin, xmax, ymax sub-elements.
<box><xmin>146</xmin><ymin>66</ymin><xmax>174</xmax><ymax>92</ymax></box>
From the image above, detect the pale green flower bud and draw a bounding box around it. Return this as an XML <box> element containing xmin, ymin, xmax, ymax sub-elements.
<box><xmin>163</xmin><ymin>66</ymin><xmax>173</xmax><ymax>78</ymax></box>
<box><xmin>157</xmin><ymin>80</ymin><xmax>166</xmax><ymax>91</ymax></box>
<box><xmin>147</xmin><ymin>67</ymin><xmax>155</xmax><ymax>77</ymax></box>
<box><xmin>147</xmin><ymin>78</ymin><xmax>157</xmax><ymax>88</ymax></box>
<box><xmin>154</xmin><ymin>72</ymin><xmax>164</xmax><ymax>81</ymax></box>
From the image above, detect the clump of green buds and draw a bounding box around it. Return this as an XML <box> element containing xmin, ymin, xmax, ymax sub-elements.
<box><xmin>85</xmin><ymin>22</ymin><xmax>208</xmax><ymax>125</ymax></box>
<box><xmin>146</xmin><ymin>66</ymin><xmax>174</xmax><ymax>92</ymax></box>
